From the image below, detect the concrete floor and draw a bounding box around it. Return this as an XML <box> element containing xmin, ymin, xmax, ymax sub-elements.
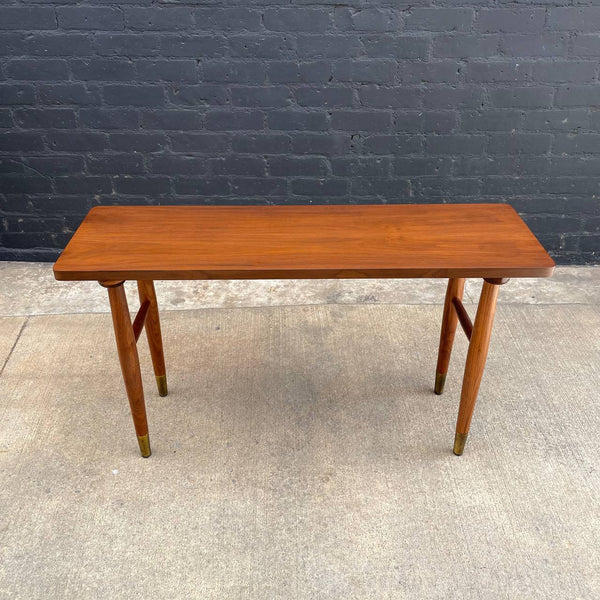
<box><xmin>0</xmin><ymin>263</ymin><xmax>599</xmax><ymax>599</ymax></box>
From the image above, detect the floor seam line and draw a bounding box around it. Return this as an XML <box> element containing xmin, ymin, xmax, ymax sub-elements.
<box><xmin>0</xmin><ymin>317</ymin><xmax>29</xmax><ymax>378</ymax></box>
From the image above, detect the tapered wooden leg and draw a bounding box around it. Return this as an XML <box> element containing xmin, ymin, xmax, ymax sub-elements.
<box><xmin>453</xmin><ymin>279</ymin><xmax>502</xmax><ymax>456</ymax></box>
<box><xmin>103</xmin><ymin>281</ymin><xmax>151</xmax><ymax>458</ymax></box>
<box><xmin>435</xmin><ymin>278</ymin><xmax>465</xmax><ymax>395</ymax></box>
<box><xmin>137</xmin><ymin>280</ymin><xmax>168</xmax><ymax>397</ymax></box>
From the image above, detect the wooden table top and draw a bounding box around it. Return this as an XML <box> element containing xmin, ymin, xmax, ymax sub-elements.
<box><xmin>53</xmin><ymin>204</ymin><xmax>555</xmax><ymax>281</ymax></box>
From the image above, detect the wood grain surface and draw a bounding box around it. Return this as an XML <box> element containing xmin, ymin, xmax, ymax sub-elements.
<box><xmin>53</xmin><ymin>204</ymin><xmax>555</xmax><ymax>281</ymax></box>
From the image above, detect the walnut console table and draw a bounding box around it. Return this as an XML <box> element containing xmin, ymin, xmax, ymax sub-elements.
<box><xmin>53</xmin><ymin>204</ymin><xmax>554</xmax><ymax>458</ymax></box>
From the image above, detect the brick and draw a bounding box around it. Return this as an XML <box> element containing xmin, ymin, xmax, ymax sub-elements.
<box><xmin>114</xmin><ymin>176</ymin><xmax>171</xmax><ymax>195</ymax></box>
<box><xmin>332</xmin><ymin>111</ymin><xmax>391</xmax><ymax>132</ymax></box>
<box><xmin>359</xmin><ymin>87</ymin><xmax>421</xmax><ymax>109</ymax></box>
<box><xmin>205</xmin><ymin>110</ymin><xmax>264</xmax><ymax>131</ymax></box>
<box><xmin>0</xmin><ymin>33</ymin><xmax>25</xmax><ymax>57</ymax></box>
<box><xmin>333</xmin><ymin>60</ymin><xmax>396</xmax><ymax>84</ymax></box>
<box><xmin>406</xmin><ymin>9</ymin><xmax>474</xmax><ymax>32</ymax></box>
<box><xmin>103</xmin><ymin>85</ymin><xmax>165</xmax><ymax>107</ymax></box>
<box><xmin>532</xmin><ymin>61</ymin><xmax>596</xmax><ymax>83</ymax></box>
<box><xmin>548</xmin><ymin>8</ymin><xmax>600</xmax><ymax>33</ymax></box>
<box><xmin>491</xmin><ymin>87</ymin><xmax>553</xmax><ymax>108</ymax></box>
<box><xmin>87</xmin><ymin>154</ymin><xmax>145</xmax><ymax>174</ymax></box>
<box><xmin>332</xmin><ymin>157</ymin><xmax>389</xmax><ymax>177</ymax></box>
<box><xmin>71</xmin><ymin>59</ymin><xmax>135</xmax><ymax>81</ymax></box>
<box><xmin>193</xmin><ymin>9</ymin><xmax>261</xmax><ymax>32</ymax></box>
<box><xmin>268</xmin><ymin>62</ymin><xmax>331</xmax><ymax>84</ymax></box>
<box><xmin>0</xmin><ymin>84</ymin><xmax>35</xmax><ymax>105</ymax></box>
<box><xmin>294</xmin><ymin>87</ymin><xmax>353</xmax><ymax>107</ymax></box>
<box><xmin>0</xmin><ymin>109</ymin><xmax>14</xmax><ymax>128</ymax></box>
<box><xmin>554</xmin><ymin>134</ymin><xmax>600</xmax><ymax>154</ymax></box>
<box><xmin>27</xmin><ymin>34</ymin><xmax>95</xmax><ymax>57</ymax></box>
<box><xmin>150</xmin><ymin>156</ymin><xmax>207</xmax><ymax>175</ymax></box>
<box><xmin>211</xmin><ymin>156</ymin><xmax>266</xmax><ymax>176</ymax></box>
<box><xmin>351</xmin><ymin>178</ymin><xmax>410</xmax><ymax>198</ymax></box>
<box><xmin>394</xmin><ymin>157</ymin><xmax>453</xmax><ymax>177</ymax></box>
<box><xmin>109</xmin><ymin>132</ymin><xmax>167</xmax><ymax>152</ymax></box>
<box><xmin>38</xmin><ymin>84</ymin><xmax>101</xmax><ymax>105</ymax></box>
<box><xmin>232</xmin><ymin>134</ymin><xmax>290</xmax><ymax>154</ymax></box>
<box><xmin>267</xmin><ymin>111</ymin><xmax>328</xmax><ymax>131</ymax></box>
<box><xmin>58</xmin><ymin>7</ymin><xmax>124</xmax><ymax>31</ymax></box>
<box><xmin>10</xmin><ymin>195</ymin><xmax>90</xmax><ymax>215</ymax></box>
<box><xmin>292</xmin><ymin>134</ymin><xmax>351</xmax><ymax>156</ymax></box>
<box><xmin>555</xmin><ymin>86</ymin><xmax>600</xmax><ymax>107</ymax></box>
<box><xmin>400</xmin><ymin>61</ymin><xmax>461</xmax><ymax>84</ymax></box>
<box><xmin>141</xmin><ymin>110</ymin><xmax>203</xmax><ymax>130</ymax></box>
<box><xmin>0</xmin><ymin>132</ymin><xmax>44</xmax><ymax>151</ymax></box>
<box><xmin>0</xmin><ymin>7</ymin><xmax>56</xmax><ymax>30</ymax></box>
<box><xmin>453</xmin><ymin>156</ymin><xmax>551</xmax><ymax>177</ymax></box>
<box><xmin>264</xmin><ymin>9</ymin><xmax>331</xmax><ymax>32</ymax></box>
<box><xmin>421</xmin><ymin>112</ymin><xmax>458</xmax><ymax>133</ymax></box>
<box><xmin>487</xmin><ymin>133</ymin><xmax>552</xmax><ymax>154</ymax></box>
<box><xmin>364</xmin><ymin>135</ymin><xmax>423</xmax><ymax>155</ymax></box>
<box><xmin>335</xmin><ymin>8</ymin><xmax>399</xmax><ymax>32</ymax></box>
<box><xmin>47</xmin><ymin>132</ymin><xmax>108</xmax><ymax>151</ymax></box>
<box><xmin>161</xmin><ymin>35</ymin><xmax>226</xmax><ymax>58</ymax></box>
<box><xmin>96</xmin><ymin>34</ymin><xmax>162</xmax><ymax>57</ymax></box>
<box><xmin>296</xmin><ymin>35</ymin><xmax>361</xmax><ymax>58</ymax></box>
<box><xmin>169</xmin><ymin>133</ymin><xmax>228</xmax><ymax>153</ymax></box>
<box><xmin>231</xmin><ymin>87</ymin><xmax>291</xmax><ymax>108</ymax></box>
<box><xmin>477</xmin><ymin>9</ymin><xmax>545</xmax><ymax>33</ymax></box>
<box><xmin>461</xmin><ymin>110</ymin><xmax>522</xmax><ymax>132</ymax></box>
<box><xmin>522</xmin><ymin>109</ymin><xmax>594</xmax><ymax>131</ymax></box>
<box><xmin>588</xmin><ymin>112</ymin><xmax>600</xmax><ymax>131</ymax></box>
<box><xmin>14</xmin><ymin>109</ymin><xmax>77</xmax><ymax>129</ymax></box>
<box><xmin>26</xmin><ymin>156</ymin><xmax>84</xmax><ymax>175</ymax></box>
<box><xmin>173</xmin><ymin>177</ymin><xmax>229</xmax><ymax>196</ymax></box>
<box><xmin>135</xmin><ymin>60</ymin><xmax>197</xmax><ymax>82</ymax></box>
<box><xmin>80</xmin><ymin>108</ymin><xmax>140</xmax><ymax>130</ymax></box>
<box><xmin>423</xmin><ymin>86</ymin><xmax>486</xmax><ymax>109</ymax></box>
<box><xmin>362</xmin><ymin>35</ymin><xmax>430</xmax><ymax>59</ymax></box>
<box><xmin>433</xmin><ymin>35</ymin><xmax>499</xmax><ymax>58</ymax></box>
<box><xmin>2</xmin><ymin>232</ymin><xmax>69</xmax><ymax>250</ymax></box>
<box><xmin>414</xmin><ymin>177</ymin><xmax>481</xmax><ymax>198</ymax></box>
<box><xmin>168</xmin><ymin>85</ymin><xmax>228</xmax><ymax>106</ymax></box>
<box><xmin>550</xmin><ymin>157</ymin><xmax>600</xmax><ymax>176</ymax></box>
<box><xmin>4</xmin><ymin>217</ymin><xmax>64</xmax><ymax>234</ymax></box>
<box><xmin>0</xmin><ymin>176</ymin><xmax>52</xmax><ymax>194</ymax></box>
<box><xmin>465</xmin><ymin>62</ymin><xmax>530</xmax><ymax>83</ymax></box>
<box><xmin>125</xmin><ymin>8</ymin><xmax>194</xmax><ymax>31</ymax></box>
<box><xmin>202</xmin><ymin>61</ymin><xmax>265</xmax><ymax>84</ymax></box>
<box><xmin>230</xmin><ymin>178</ymin><xmax>287</xmax><ymax>197</ymax></box>
<box><xmin>5</xmin><ymin>59</ymin><xmax>68</xmax><ymax>81</ymax></box>
<box><xmin>502</xmin><ymin>35</ymin><xmax>566</xmax><ymax>57</ymax></box>
<box><xmin>425</xmin><ymin>134</ymin><xmax>487</xmax><ymax>155</ymax></box>
<box><xmin>230</xmin><ymin>35</ymin><xmax>294</xmax><ymax>59</ymax></box>
<box><xmin>54</xmin><ymin>176</ymin><xmax>111</xmax><ymax>194</ymax></box>
<box><xmin>572</xmin><ymin>35</ymin><xmax>600</xmax><ymax>57</ymax></box>
<box><xmin>291</xmin><ymin>178</ymin><xmax>347</xmax><ymax>197</ymax></box>
<box><xmin>0</xmin><ymin>158</ymin><xmax>24</xmax><ymax>173</ymax></box>
<box><xmin>269</xmin><ymin>157</ymin><xmax>329</xmax><ymax>176</ymax></box>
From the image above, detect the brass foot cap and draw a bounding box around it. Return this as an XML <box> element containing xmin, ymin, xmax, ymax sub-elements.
<box><xmin>137</xmin><ymin>434</ymin><xmax>151</xmax><ymax>458</ymax></box>
<box><xmin>434</xmin><ymin>372</ymin><xmax>447</xmax><ymax>395</ymax></box>
<box><xmin>453</xmin><ymin>432</ymin><xmax>468</xmax><ymax>456</ymax></box>
<box><xmin>156</xmin><ymin>374</ymin><xmax>168</xmax><ymax>397</ymax></box>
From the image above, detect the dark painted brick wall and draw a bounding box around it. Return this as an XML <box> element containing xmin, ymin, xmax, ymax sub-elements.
<box><xmin>1</xmin><ymin>1</ymin><xmax>600</xmax><ymax>263</ymax></box>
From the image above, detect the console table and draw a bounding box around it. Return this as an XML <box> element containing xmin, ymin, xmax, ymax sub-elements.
<box><xmin>53</xmin><ymin>204</ymin><xmax>554</xmax><ymax>457</ymax></box>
